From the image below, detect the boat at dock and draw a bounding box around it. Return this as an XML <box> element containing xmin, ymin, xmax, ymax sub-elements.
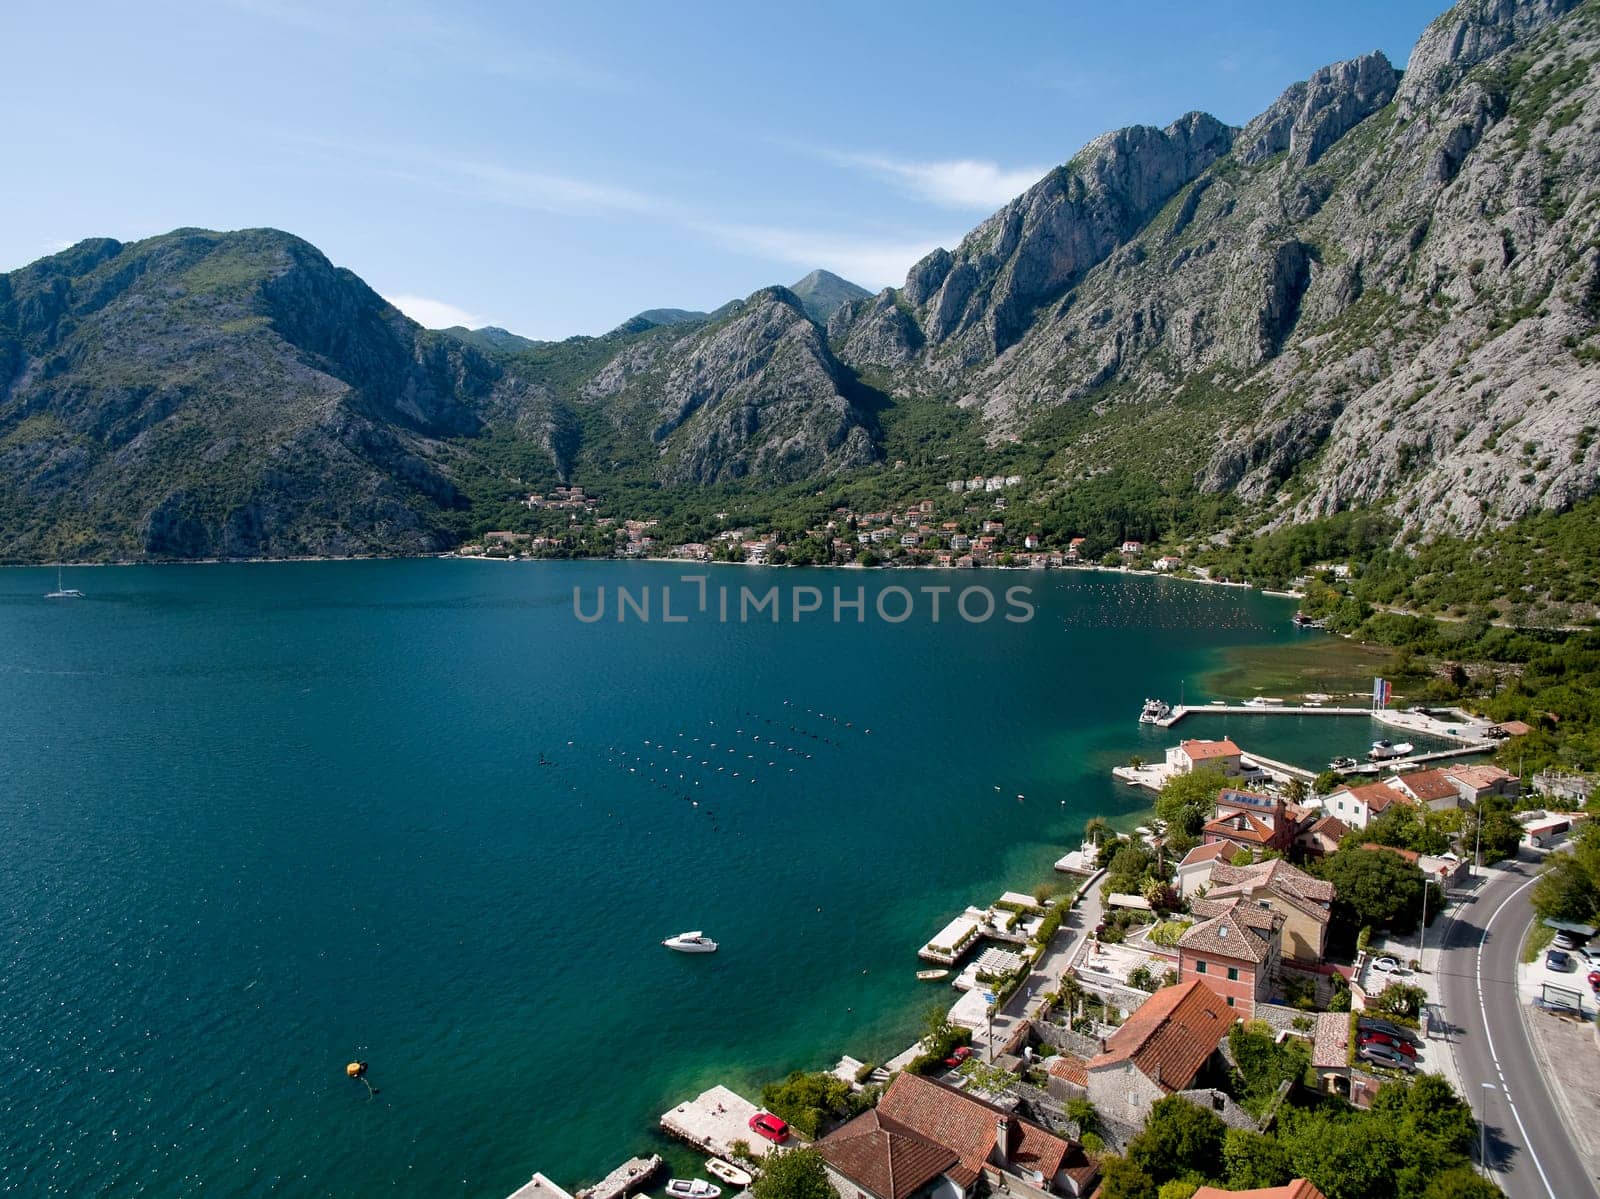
<box><xmin>1244</xmin><ymin>696</ymin><xmax>1285</xmax><ymax>708</ymax></box>
<box><xmin>1367</xmin><ymin>739</ymin><xmax>1415</xmax><ymax>761</ymax></box>
<box><xmin>1138</xmin><ymin>698</ymin><xmax>1172</xmax><ymax>724</ymax></box>
<box><xmin>916</xmin><ymin>968</ymin><xmax>950</xmax><ymax>982</ymax></box>
<box><xmin>662</xmin><ymin>931</ymin><xmax>718</xmax><ymax>953</ymax></box>
<box><xmin>665</xmin><ymin>1180</ymin><xmax>721</xmax><ymax>1199</ymax></box>
<box><xmin>705</xmin><ymin>1161</ymin><xmax>751</xmax><ymax>1188</ymax></box>
<box><xmin>1329</xmin><ymin>756</ymin><xmax>1359</xmax><ymax>771</ymax></box>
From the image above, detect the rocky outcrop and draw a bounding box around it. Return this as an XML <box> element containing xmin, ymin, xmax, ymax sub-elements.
<box><xmin>1396</xmin><ymin>0</ymin><xmax>1582</xmax><ymax>117</ymax></box>
<box><xmin>1238</xmin><ymin>52</ymin><xmax>1400</xmax><ymax>166</ymax></box>
<box><xmin>829</xmin><ymin>289</ymin><xmax>923</xmax><ymax>367</ymax></box>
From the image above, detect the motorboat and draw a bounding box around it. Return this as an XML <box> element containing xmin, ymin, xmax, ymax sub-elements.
<box><xmin>666</xmin><ymin>1181</ymin><xmax>721</xmax><ymax>1199</ymax></box>
<box><xmin>916</xmin><ymin>968</ymin><xmax>950</xmax><ymax>982</ymax></box>
<box><xmin>662</xmin><ymin>931</ymin><xmax>718</xmax><ymax>953</ymax></box>
<box><xmin>1367</xmin><ymin>740</ymin><xmax>1415</xmax><ymax>762</ymax></box>
<box><xmin>1138</xmin><ymin>698</ymin><xmax>1172</xmax><ymax>724</ymax></box>
<box><xmin>705</xmin><ymin>1161</ymin><xmax>752</xmax><ymax>1188</ymax></box>
<box><xmin>1328</xmin><ymin>756</ymin><xmax>1358</xmax><ymax>771</ymax></box>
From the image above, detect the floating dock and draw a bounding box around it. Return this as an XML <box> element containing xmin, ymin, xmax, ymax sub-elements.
<box><xmin>575</xmin><ymin>1157</ymin><xmax>661</xmax><ymax>1199</ymax></box>
<box><xmin>661</xmin><ymin>1086</ymin><xmax>780</xmax><ymax>1159</ymax></box>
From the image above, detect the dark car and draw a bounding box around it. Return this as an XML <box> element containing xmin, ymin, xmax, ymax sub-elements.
<box><xmin>1357</xmin><ymin>1017</ymin><xmax>1418</xmax><ymax>1044</ymax></box>
<box><xmin>1546</xmin><ymin>948</ymin><xmax>1575</xmax><ymax>972</ymax></box>
<box><xmin>1359</xmin><ymin>1043</ymin><xmax>1417</xmax><ymax>1072</ymax></box>
<box><xmin>748</xmin><ymin>1113</ymin><xmax>789</xmax><ymax>1143</ymax></box>
<box><xmin>1359</xmin><ymin>1030</ymin><xmax>1418</xmax><ymax>1058</ymax></box>
<box><xmin>943</xmin><ymin>1045</ymin><xmax>975</xmax><ymax>1068</ymax></box>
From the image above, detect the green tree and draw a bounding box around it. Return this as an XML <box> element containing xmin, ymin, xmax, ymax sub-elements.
<box><xmin>1127</xmin><ymin>1095</ymin><xmax>1227</xmax><ymax>1185</ymax></box>
<box><xmin>1158</xmin><ymin>1183</ymin><xmax>1199</xmax><ymax>1199</ymax></box>
<box><xmin>1097</xmin><ymin>1154</ymin><xmax>1159</xmax><ymax>1199</ymax></box>
<box><xmin>759</xmin><ymin>1071</ymin><xmax>858</xmax><ymax>1138</ymax></box>
<box><xmin>1316</xmin><ymin>844</ymin><xmax>1433</xmax><ymax>937</ymax></box>
<box><xmin>1228</xmin><ymin>1021</ymin><xmax>1310</xmax><ymax>1115</ymax></box>
<box><xmin>1084</xmin><ymin>816</ymin><xmax>1114</xmax><ymax>846</ymax></box>
<box><xmin>1281</xmin><ymin>1108</ymin><xmax>1399</xmax><ymax>1199</ymax></box>
<box><xmin>1156</xmin><ymin>768</ymin><xmax>1229</xmax><ymax>842</ymax></box>
<box><xmin>1421</xmin><ymin>1166</ymin><xmax>1504</xmax><ymax>1198</ymax></box>
<box><xmin>751</xmin><ymin>1148</ymin><xmax>834</xmax><ymax>1199</ymax></box>
<box><xmin>1222</xmin><ymin>1128</ymin><xmax>1294</xmax><ymax>1189</ymax></box>
<box><xmin>1461</xmin><ymin>799</ymin><xmax>1523</xmax><ymax>866</ymax></box>
<box><xmin>1530</xmin><ymin>853</ymin><xmax>1598</xmax><ymax>924</ymax></box>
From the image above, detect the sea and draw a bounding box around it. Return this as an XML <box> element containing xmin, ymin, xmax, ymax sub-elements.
<box><xmin>0</xmin><ymin>560</ymin><xmax>1458</xmax><ymax>1196</ymax></box>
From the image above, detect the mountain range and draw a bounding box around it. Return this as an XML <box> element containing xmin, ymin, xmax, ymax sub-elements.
<box><xmin>2</xmin><ymin>0</ymin><xmax>1598</xmax><ymax>562</ymax></box>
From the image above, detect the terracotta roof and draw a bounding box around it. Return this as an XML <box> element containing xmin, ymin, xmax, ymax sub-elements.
<box><xmin>1180</xmin><ymin>738</ymin><xmax>1242</xmax><ymax>760</ymax></box>
<box><xmin>1394</xmin><ymin>769</ymin><xmax>1459</xmax><ymax>802</ymax></box>
<box><xmin>1311</xmin><ymin>1012</ymin><xmax>1350</xmax><ymax>1070</ymax></box>
<box><xmin>1362</xmin><ymin>842</ymin><xmax>1420</xmax><ymax>863</ymax></box>
<box><xmin>1337</xmin><ymin>782</ymin><xmax>1412</xmax><ymax>813</ymax></box>
<box><xmin>1178</xmin><ymin>905</ymin><xmax>1279</xmax><ymax>964</ymax></box>
<box><xmin>1194</xmin><ymin>1181</ymin><xmax>1325</xmax><ymax>1199</ymax></box>
<box><xmin>1088</xmin><ymin>978</ymin><xmax>1232</xmax><ymax>1092</ymax></box>
<box><xmin>1047</xmin><ymin>1053</ymin><xmax>1089</xmax><ymax>1088</ymax></box>
<box><xmin>1205</xmin><ymin>811</ymin><xmax>1277</xmax><ymax>844</ymax></box>
<box><xmin>874</xmin><ymin>1073</ymin><xmax>1070</xmax><ymax>1188</ymax></box>
<box><xmin>1179</xmin><ymin>841</ymin><xmax>1235</xmax><ymax>869</ymax></box>
<box><xmin>816</xmin><ymin>1108</ymin><xmax>959</xmax><ymax>1199</ymax></box>
<box><xmin>1208</xmin><ymin>859</ymin><xmax>1334</xmax><ymax>905</ymax></box>
<box><xmin>1499</xmin><ymin>720</ymin><xmax>1533</xmax><ymax>736</ymax></box>
<box><xmin>1447</xmin><ymin>764</ymin><xmax>1516</xmax><ymax>789</ymax></box>
<box><xmin>1305</xmin><ymin>813</ymin><xmax>1350</xmax><ymax>842</ymax></box>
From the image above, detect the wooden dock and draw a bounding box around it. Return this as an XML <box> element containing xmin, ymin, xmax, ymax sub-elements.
<box><xmin>575</xmin><ymin>1156</ymin><xmax>661</xmax><ymax>1199</ymax></box>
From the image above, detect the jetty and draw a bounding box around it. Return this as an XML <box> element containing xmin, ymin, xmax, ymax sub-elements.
<box><xmin>574</xmin><ymin>1158</ymin><xmax>661</xmax><ymax>1199</ymax></box>
<box><xmin>508</xmin><ymin>1175</ymin><xmax>579</xmax><ymax>1199</ymax></box>
<box><xmin>661</xmin><ymin>1086</ymin><xmax>780</xmax><ymax>1159</ymax></box>
<box><xmin>1148</xmin><ymin>703</ymin><xmax>1371</xmax><ymax>727</ymax></box>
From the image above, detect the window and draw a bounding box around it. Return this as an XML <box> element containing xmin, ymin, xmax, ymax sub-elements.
<box><xmin>1226</xmin><ymin>996</ymin><xmax>1235</xmax><ymax>1007</ymax></box>
<box><xmin>1195</xmin><ymin>960</ymin><xmax>1207</xmax><ymax>974</ymax></box>
<box><xmin>1227</xmin><ymin>966</ymin><xmax>1240</xmax><ymax>981</ymax></box>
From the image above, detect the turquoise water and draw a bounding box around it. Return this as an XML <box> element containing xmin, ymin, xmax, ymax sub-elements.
<box><xmin>3</xmin><ymin>561</ymin><xmax>1360</xmax><ymax>1197</ymax></box>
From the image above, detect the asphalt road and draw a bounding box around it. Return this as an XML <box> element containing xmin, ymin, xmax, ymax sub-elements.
<box><xmin>1436</xmin><ymin>855</ymin><xmax>1599</xmax><ymax>1199</ymax></box>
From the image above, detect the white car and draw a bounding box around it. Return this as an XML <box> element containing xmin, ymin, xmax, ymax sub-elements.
<box><xmin>1370</xmin><ymin>956</ymin><xmax>1405</xmax><ymax>974</ymax></box>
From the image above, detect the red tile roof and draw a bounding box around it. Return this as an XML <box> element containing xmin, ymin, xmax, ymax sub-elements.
<box><xmin>1338</xmin><ymin>782</ymin><xmax>1412</xmax><ymax>813</ymax></box>
<box><xmin>1181</xmin><ymin>738</ymin><xmax>1242</xmax><ymax>760</ymax></box>
<box><xmin>1394</xmin><ymin>769</ymin><xmax>1459</xmax><ymax>803</ymax></box>
<box><xmin>1194</xmin><ymin>1181</ymin><xmax>1325</xmax><ymax>1199</ymax></box>
<box><xmin>816</xmin><ymin>1108</ymin><xmax>959</xmax><ymax>1199</ymax></box>
<box><xmin>1447</xmin><ymin>764</ymin><xmax>1515</xmax><ymax>790</ymax></box>
<box><xmin>1204</xmin><ymin>811</ymin><xmax>1278</xmax><ymax>844</ymax></box>
<box><xmin>874</xmin><ymin>1073</ymin><xmax>1070</xmax><ymax>1188</ymax></box>
<box><xmin>1088</xmin><ymin>978</ymin><xmax>1232</xmax><ymax>1092</ymax></box>
<box><xmin>1179</xmin><ymin>841</ymin><xmax>1236</xmax><ymax>868</ymax></box>
<box><xmin>1047</xmin><ymin>1054</ymin><xmax>1089</xmax><ymax>1088</ymax></box>
<box><xmin>1208</xmin><ymin>859</ymin><xmax>1334</xmax><ymax>905</ymax></box>
<box><xmin>1178</xmin><ymin>904</ymin><xmax>1280</xmax><ymax>964</ymax></box>
<box><xmin>1362</xmin><ymin>842</ymin><xmax>1420</xmax><ymax>863</ymax></box>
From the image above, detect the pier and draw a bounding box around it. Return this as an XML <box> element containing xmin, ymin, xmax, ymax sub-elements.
<box><xmin>1149</xmin><ymin>703</ymin><xmax>1372</xmax><ymax>727</ymax></box>
<box><xmin>661</xmin><ymin>1086</ymin><xmax>781</xmax><ymax>1160</ymax></box>
<box><xmin>508</xmin><ymin>1175</ymin><xmax>579</xmax><ymax>1199</ymax></box>
<box><xmin>575</xmin><ymin>1158</ymin><xmax>661</xmax><ymax>1199</ymax></box>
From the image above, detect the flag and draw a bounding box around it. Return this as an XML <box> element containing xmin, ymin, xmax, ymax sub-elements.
<box><xmin>1373</xmin><ymin>677</ymin><xmax>1391</xmax><ymax>708</ymax></box>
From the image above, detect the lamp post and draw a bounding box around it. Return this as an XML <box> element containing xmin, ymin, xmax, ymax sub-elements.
<box><xmin>1473</xmin><ymin>801</ymin><xmax>1483</xmax><ymax>876</ymax></box>
<box><xmin>1479</xmin><ymin>1082</ymin><xmax>1497</xmax><ymax>1178</ymax></box>
<box><xmin>1419</xmin><ymin>874</ymin><xmax>1430</xmax><ymax>966</ymax></box>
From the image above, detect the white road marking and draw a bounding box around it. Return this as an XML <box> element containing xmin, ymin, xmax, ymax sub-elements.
<box><xmin>1474</xmin><ymin>871</ymin><xmax>1559</xmax><ymax>1199</ymax></box>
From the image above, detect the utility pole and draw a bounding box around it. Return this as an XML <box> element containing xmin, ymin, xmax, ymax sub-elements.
<box><xmin>1419</xmin><ymin>875</ymin><xmax>1429</xmax><ymax>966</ymax></box>
<box><xmin>1479</xmin><ymin>1082</ymin><xmax>1497</xmax><ymax>1178</ymax></box>
<box><xmin>1474</xmin><ymin>800</ymin><xmax>1483</xmax><ymax>876</ymax></box>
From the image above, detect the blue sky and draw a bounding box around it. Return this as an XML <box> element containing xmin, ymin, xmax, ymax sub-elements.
<box><xmin>1</xmin><ymin>0</ymin><xmax>1448</xmax><ymax>339</ymax></box>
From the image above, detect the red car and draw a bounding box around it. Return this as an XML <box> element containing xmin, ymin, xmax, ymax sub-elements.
<box><xmin>748</xmin><ymin>1113</ymin><xmax>789</xmax><ymax>1143</ymax></box>
<box><xmin>943</xmin><ymin>1045</ymin><xmax>976</xmax><ymax>1068</ymax></box>
<box><xmin>1359</xmin><ymin>1031</ymin><xmax>1417</xmax><ymax>1058</ymax></box>
<box><xmin>1588</xmin><ymin>969</ymin><xmax>1600</xmax><ymax>990</ymax></box>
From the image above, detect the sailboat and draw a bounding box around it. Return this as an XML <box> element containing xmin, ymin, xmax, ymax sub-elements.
<box><xmin>45</xmin><ymin>565</ymin><xmax>84</xmax><ymax>599</ymax></box>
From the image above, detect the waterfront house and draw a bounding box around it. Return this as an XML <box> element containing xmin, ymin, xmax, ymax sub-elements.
<box><xmin>1196</xmin><ymin>859</ymin><xmax>1334</xmax><ymax>964</ymax></box>
<box><xmin>1176</xmin><ymin>905</ymin><xmax>1283</xmax><ymax>1017</ymax></box>
<box><xmin>1080</xmin><ymin>978</ymin><xmax>1234</xmax><ymax>1122</ymax></box>
<box><xmin>1153</xmin><ymin>555</ymin><xmax>1182</xmax><ymax>571</ymax></box>
<box><xmin>1320</xmin><ymin>781</ymin><xmax>1411</xmax><ymax>830</ymax></box>
<box><xmin>1024</xmin><ymin>534</ymin><xmax>1041</xmax><ymax>550</ymax></box>
<box><xmin>1389</xmin><ymin>768</ymin><xmax>1464</xmax><ymax>811</ymax></box>
<box><xmin>1166</xmin><ymin>738</ymin><xmax>1244</xmax><ymax>778</ymax></box>
<box><xmin>818</xmin><ymin>1074</ymin><xmax>1099</xmax><ymax>1199</ymax></box>
<box><xmin>1120</xmin><ymin>540</ymin><xmax>1143</xmax><ymax>556</ymax></box>
<box><xmin>1295</xmin><ymin>813</ymin><xmax>1350</xmax><ymax>858</ymax></box>
<box><xmin>950</xmin><ymin>534</ymin><xmax>971</xmax><ymax>551</ymax></box>
<box><xmin>1444</xmin><ymin>764</ymin><xmax>1518</xmax><ymax>804</ymax></box>
<box><xmin>1066</xmin><ymin>538</ymin><xmax>1086</xmax><ymax>562</ymax></box>
<box><xmin>1202</xmin><ymin>789</ymin><xmax>1299</xmax><ymax>856</ymax></box>
<box><xmin>1176</xmin><ymin>842</ymin><xmax>1237</xmax><ymax>898</ymax></box>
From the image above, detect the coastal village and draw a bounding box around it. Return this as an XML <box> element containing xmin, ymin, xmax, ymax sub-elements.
<box><xmin>504</xmin><ymin>687</ymin><xmax>1597</xmax><ymax>1199</ymax></box>
<box><xmin>452</xmin><ymin>477</ymin><xmax>1204</xmax><ymax>574</ymax></box>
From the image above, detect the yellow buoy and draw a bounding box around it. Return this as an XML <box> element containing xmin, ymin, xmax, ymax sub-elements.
<box><xmin>346</xmin><ymin>1061</ymin><xmax>367</xmax><ymax>1078</ymax></box>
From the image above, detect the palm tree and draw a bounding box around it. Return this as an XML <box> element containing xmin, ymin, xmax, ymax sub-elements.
<box><xmin>1083</xmin><ymin>816</ymin><xmax>1112</xmax><ymax>847</ymax></box>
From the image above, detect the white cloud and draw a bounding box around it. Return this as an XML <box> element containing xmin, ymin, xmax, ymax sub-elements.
<box><xmin>695</xmin><ymin>223</ymin><xmax>954</xmax><ymax>291</ymax></box>
<box><xmin>835</xmin><ymin>153</ymin><xmax>1048</xmax><ymax>210</ymax></box>
<box><xmin>385</xmin><ymin>293</ymin><xmax>486</xmax><ymax>329</ymax></box>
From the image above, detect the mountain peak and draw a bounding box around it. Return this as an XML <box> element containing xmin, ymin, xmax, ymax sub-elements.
<box><xmin>788</xmin><ymin>269</ymin><xmax>871</xmax><ymax>324</ymax></box>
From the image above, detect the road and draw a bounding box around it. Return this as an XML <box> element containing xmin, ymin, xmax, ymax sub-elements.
<box><xmin>1436</xmin><ymin>854</ymin><xmax>1599</xmax><ymax>1199</ymax></box>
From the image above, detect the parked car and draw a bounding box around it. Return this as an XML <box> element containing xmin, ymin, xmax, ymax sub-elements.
<box><xmin>1552</xmin><ymin>932</ymin><xmax>1581</xmax><ymax>950</ymax></box>
<box><xmin>1587</xmin><ymin>969</ymin><xmax>1600</xmax><ymax>991</ymax></box>
<box><xmin>943</xmin><ymin>1045</ymin><xmax>976</xmax><ymax>1068</ymax></box>
<box><xmin>1546</xmin><ymin>949</ymin><xmax>1575</xmax><ymax>972</ymax></box>
<box><xmin>1359</xmin><ymin>1030</ymin><xmax>1418</xmax><ymax>1058</ymax></box>
<box><xmin>1359</xmin><ymin>1043</ymin><xmax>1417</xmax><ymax>1071</ymax></box>
<box><xmin>1370</xmin><ymin>956</ymin><xmax>1404</xmax><ymax>974</ymax></box>
<box><xmin>748</xmin><ymin>1113</ymin><xmax>789</xmax><ymax>1143</ymax></box>
<box><xmin>1356</xmin><ymin>1017</ymin><xmax>1418</xmax><ymax>1043</ymax></box>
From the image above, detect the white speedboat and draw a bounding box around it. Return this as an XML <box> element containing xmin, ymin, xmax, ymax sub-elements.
<box><xmin>45</xmin><ymin>566</ymin><xmax>84</xmax><ymax>599</ymax></box>
<box><xmin>706</xmin><ymin>1161</ymin><xmax>751</xmax><ymax>1189</ymax></box>
<box><xmin>666</xmin><ymin>1181</ymin><xmax>721</xmax><ymax>1199</ymax></box>
<box><xmin>1138</xmin><ymin>698</ymin><xmax>1171</xmax><ymax>724</ymax></box>
<box><xmin>662</xmin><ymin>931</ymin><xmax>718</xmax><ymax>953</ymax></box>
<box><xmin>1328</xmin><ymin>756</ymin><xmax>1358</xmax><ymax>771</ymax></box>
<box><xmin>916</xmin><ymin>968</ymin><xmax>950</xmax><ymax>982</ymax></box>
<box><xmin>1367</xmin><ymin>740</ymin><xmax>1415</xmax><ymax>761</ymax></box>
